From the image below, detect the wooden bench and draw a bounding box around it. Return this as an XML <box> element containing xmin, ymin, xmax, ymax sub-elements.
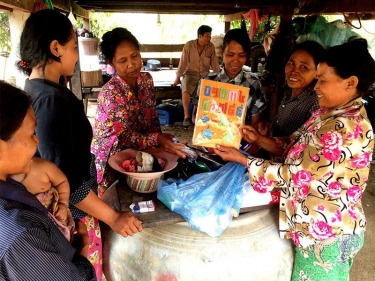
<box><xmin>140</xmin><ymin>43</ymin><xmax>184</xmax><ymax>68</ymax></box>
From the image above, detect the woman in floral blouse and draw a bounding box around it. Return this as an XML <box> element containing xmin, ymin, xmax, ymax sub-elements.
<box><xmin>91</xmin><ymin>28</ymin><xmax>185</xmax><ymax>196</ymax></box>
<box><xmin>214</xmin><ymin>39</ymin><xmax>374</xmax><ymax>281</ymax></box>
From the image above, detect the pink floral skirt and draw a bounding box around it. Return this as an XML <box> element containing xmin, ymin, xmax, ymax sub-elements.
<box><xmin>80</xmin><ymin>215</ymin><xmax>103</xmax><ymax>281</ymax></box>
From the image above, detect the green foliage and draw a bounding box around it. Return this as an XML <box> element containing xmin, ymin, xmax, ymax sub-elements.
<box><xmin>87</xmin><ymin>13</ymin><xmax>224</xmax><ymax>43</ymax></box>
<box><xmin>89</xmin><ymin>12</ymin><xmax>118</xmax><ymax>39</ymax></box>
<box><xmin>0</xmin><ymin>12</ymin><xmax>11</xmax><ymax>53</ymax></box>
<box><xmin>76</xmin><ymin>17</ymin><xmax>84</xmax><ymax>29</ymax></box>
<box><xmin>230</xmin><ymin>16</ymin><xmax>279</xmax><ymax>42</ymax></box>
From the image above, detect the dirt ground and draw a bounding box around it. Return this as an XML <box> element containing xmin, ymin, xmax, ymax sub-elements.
<box><xmin>87</xmin><ymin>101</ymin><xmax>375</xmax><ymax>280</ymax></box>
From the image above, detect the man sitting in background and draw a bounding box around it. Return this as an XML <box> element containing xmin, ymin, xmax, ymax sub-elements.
<box><xmin>173</xmin><ymin>25</ymin><xmax>221</xmax><ymax>126</ymax></box>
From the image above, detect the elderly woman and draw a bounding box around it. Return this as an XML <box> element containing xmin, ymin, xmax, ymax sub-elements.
<box><xmin>271</xmin><ymin>40</ymin><xmax>325</xmax><ymax>137</ymax></box>
<box><xmin>0</xmin><ymin>81</ymin><xmax>95</xmax><ymax>280</ymax></box>
<box><xmin>91</xmin><ymin>27</ymin><xmax>185</xmax><ymax>196</ymax></box>
<box><xmin>214</xmin><ymin>39</ymin><xmax>374</xmax><ymax>281</ymax></box>
<box><xmin>250</xmin><ymin>40</ymin><xmax>325</xmax><ymax>158</ymax></box>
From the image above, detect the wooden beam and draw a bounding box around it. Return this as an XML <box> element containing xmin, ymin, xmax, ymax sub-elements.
<box><xmin>345</xmin><ymin>12</ymin><xmax>375</xmax><ymax>21</ymax></box>
<box><xmin>72</xmin><ymin>2</ymin><xmax>89</xmax><ymax>19</ymax></box>
<box><xmin>140</xmin><ymin>44</ymin><xmax>185</xmax><ymax>53</ymax></box>
<box><xmin>295</xmin><ymin>0</ymin><xmax>375</xmax><ymax>15</ymax></box>
<box><xmin>73</xmin><ymin>0</ymin><xmax>297</xmax><ymax>14</ymax></box>
<box><xmin>224</xmin><ymin>21</ymin><xmax>230</xmax><ymax>33</ymax></box>
<box><xmin>53</xmin><ymin>0</ymin><xmax>90</xmax><ymax>18</ymax></box>
<box><xmin>0</xmin><ymin>0</ymin><xmax>89</xmax><ymax>18</ymax></box>
<box><xmin>223</xmin><ymin>12</ymin><xmax>244</xmax><ymax>22</ymax></box>
<box><xmin>0</xmin><ymin>0</ymin><xmax>33</xmax><ymax>12</ymax></box>
<box><xmin>0</xmin><ymin>4</ymin><xmax>12</xmax><ymax>12</ymax></box>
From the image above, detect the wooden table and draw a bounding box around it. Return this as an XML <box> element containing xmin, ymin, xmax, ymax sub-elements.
<box><xmin>82</xmin><ymin>68</ymin><xmax>181</xmax><ymax>113</ymax></box>
<box><xmin>101</xmin><ymin>178</ymin><xmax>274</xmax><ymax>229</ymax></box>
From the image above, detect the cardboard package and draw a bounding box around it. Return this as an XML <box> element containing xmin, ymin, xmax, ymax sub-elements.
<box><xmin>193</xmin><ymin>79</ymin><xmax>249</xmax><ymax>149</ymax></box>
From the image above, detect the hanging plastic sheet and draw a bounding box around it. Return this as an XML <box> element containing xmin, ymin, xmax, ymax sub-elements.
<box><xmin>295</xmin><ymin>16</ymin><xmax>361</xmax><ymax>48</ymax></box>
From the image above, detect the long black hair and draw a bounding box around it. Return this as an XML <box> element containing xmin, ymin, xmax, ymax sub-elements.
<box><xmin>17</xmin><ymin>9</ymin><xmax>73</xmax><ymax>76</ymax></box>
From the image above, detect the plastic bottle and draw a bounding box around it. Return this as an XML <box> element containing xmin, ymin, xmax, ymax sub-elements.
<box><xmin>169</xmin><ymin>58</ymin><xmax>174</xmax><ymax>69</ymax></box>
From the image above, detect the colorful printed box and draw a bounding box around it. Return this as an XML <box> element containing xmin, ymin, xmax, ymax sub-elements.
<box><xmin>129</xmin><ymin>200</ymin><xmax>156</xmax><ymax>214</ymax></box>
<box><xmin>193</xmin><ymin>79</ymin><xmax>249</xmax><ymax>149</ymax></box>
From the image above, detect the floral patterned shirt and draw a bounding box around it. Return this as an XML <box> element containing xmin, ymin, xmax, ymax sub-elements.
<box><xmin>247</xmin><ymin>98</ymin><xmax>374</xmax><ymax>248</ymax></box>
<box><xmin>91</xmin><ymin>72</ymin><xmax>161</xmax><ymax>188</ymax></box>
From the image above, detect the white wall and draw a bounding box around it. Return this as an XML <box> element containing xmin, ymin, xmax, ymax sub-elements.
<box><xmin>7</xmin><ymin>9</ymin><xmax>30</xmax><ymax>89</ymax></box>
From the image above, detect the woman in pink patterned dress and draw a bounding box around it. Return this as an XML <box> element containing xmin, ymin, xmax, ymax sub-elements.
<box><xmin>91</xmin><ymin>27</ymin><xmax>186</xmax><ymax>197</ymax></box>
<box><xmin>214</xmin><ymin>39</ymin><xmax>374</xmax><ymax>280</ymax></box>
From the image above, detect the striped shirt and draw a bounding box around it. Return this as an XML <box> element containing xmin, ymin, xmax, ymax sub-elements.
<box><xmin>0</xmin><ymin>179</ymin><xmax>96</xmax><ymax>280</ymax></box>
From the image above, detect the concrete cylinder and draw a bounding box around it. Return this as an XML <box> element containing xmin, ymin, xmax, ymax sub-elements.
<box><xmin>103</xmin><ymin>207</ymin><xmax>294</xmax><ymax>281</ymax></box>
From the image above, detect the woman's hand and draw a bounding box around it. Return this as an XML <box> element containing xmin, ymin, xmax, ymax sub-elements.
<box><xmin>72</xmin><ymin>220</ymin><xmax>90</xmax><ymax>257</ymax></box>
<box><xmin>214</xmin><ymin>145</ymin><xmax>247</xmax><ymax>166</ymax></box>
<box><xmin>256</xmin><ymin>121</ymin><xmax>270</xmax><ymax>136</ymax></box>
<box><xmin>109</xmin><ymin>211</ymin><xmax>143</xmax><ymax>238</ymax></box>
<box><xmin>75</xmin><ymin>191</ymin><xmax>143</xmax><ymax>238</ymax></box>
<box><xmin>241</xmin><ymin>125</ymin><xmax>262</xmax><ymax>144</ymax></box>
<box><xmin>157</xmin><ymin>133</ymin><xmax>187</xmax><ymax>158</ymax></box>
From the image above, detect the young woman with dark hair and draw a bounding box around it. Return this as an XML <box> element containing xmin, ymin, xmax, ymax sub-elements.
<box><xmin>17</xmin><ymin>10</ymin><xmax>142</xmax><ymax>280</ymax></box>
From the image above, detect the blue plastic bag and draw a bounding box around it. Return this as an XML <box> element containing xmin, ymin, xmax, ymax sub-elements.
<box><xmin>157</xmin><ymin>162</ymin><xmax>247</xmax><ymax>237</ymax></box>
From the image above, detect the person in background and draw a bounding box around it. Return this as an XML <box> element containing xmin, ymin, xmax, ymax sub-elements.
<box><xmin>214</xmin><ymin>39</ymin><xmax>374</xmax><ymax>281</ymax></box>
<box><xmin>17</xmin><ymin>10</ymin><xmax>142</xmax><ymax>280</ymax></box>
<box><xmin>271</xmin><ymin>40</ymin><xmax>325</xmax><ymax>137</ymax></box>
<box><xmin>192</xmin><ymin>28</ymin><xmax>267</xmax><ymax>126</ymax></box>
<box><xmin>10</xmin><ymin>157</ymin><xmax>75</xmax><ymax>242</ymax></box>
<box><xmin>0</xmin><ymin>81</ymin><xmax>95</xmax><ymax>280</ymax></box>
<box><xmin>172</xmin><ymin>25</ymin><xmax>221</xmax><ymax>126</ymax></box>
<box><xmin>246</xmin><ymin>40</ymin><xmax>325</xmax><ymax>159</ymax></box>
<box><xmin>90</xmin><ymin>27</ymin><xmax>186</xmax><ymax>196</ymax></box>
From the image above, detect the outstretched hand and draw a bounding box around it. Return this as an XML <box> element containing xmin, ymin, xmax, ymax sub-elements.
<box><xmin>109</xmin><ymin>211</ymin><xmax>143</xmax><ymax>238</ymax></box>
<box><xmin>257</xmin><ymin>121</ymin><xmax>270</xmax><ymax>136</ymax></box>
<box><xmin>241</xmin><ymin>125</ymin><xmax>262</xmax><ymax>144</ymax></box>
<box><xmin>157</xmin><ymin>133</ymin><xmax>187</xmax><ymax>159</ymax></box>
<box><xmin>214</xmin><ymin>145</ymin><xmax>247</xmax><ymax>166</ymax></box>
